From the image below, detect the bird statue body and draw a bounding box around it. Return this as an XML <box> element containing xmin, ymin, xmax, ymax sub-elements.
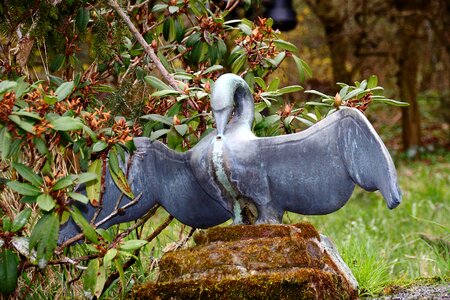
<box><xmin>208</xmin><ymin>74</ymin><xmax>401</xmax><ymax>224</ymax></box>
<box><xmin>58</xmin><ymin>73</ymin><xmax>401</xmax><ymax>244</ymax></box>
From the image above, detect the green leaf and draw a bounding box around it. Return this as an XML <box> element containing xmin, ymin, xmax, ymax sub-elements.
<box><xmin>83</xmin><ymin>125</ymin><xmax>97</xmax><ymax>142</ymax></box>
<box><xmin>342</xmin><ymin>87</ymin><xmax>363</xmax><ymax>101</ymax></box>
<box><xmin>86</xmin><ymin>159</ymin><xmax>102</xmax><ymax>207</ymax></box>
<box><xmin>305</xmin><ymin>101</ymin><xmax>332</xmax><ymax>107</ymax></box>
<box><xmin>367</xmin><ymin>75</ymin><xmax>378</xmax><ymax>89</ymax></box>
<box><xmin>144</xmin><ymin>76</ymin><xmax>171</xmax><ymax>91</ymax></box>
<box><xmin>49</xmin><ymin>54</ymin><xmax>65</xmax><ymax>73</ymax></box>
<box><xmin>273</xmin><ymin>39</ymin><xmax>298</xmax><ymax>52</ymax></box>
<box><xmin>372</xmin><ymin>98</ymin><xmax>409</xmax><ymax>106</ymax></box>
<box><xmin>20</xmin><ymin>196</ymin><xmax>37</xmax><ymax>204</ymax></box>
<box><xmin>55</xmin><ymin>81</ymin><xmax>74</xmax><ymax>101</ymax></box>
<box><xmin>254</xmin><ymin>115</ymin><xmax>280</xmax><ymax>130</ymax></box>
<box><xmin>163</xmin><ymin>17</ymin><xmax>175</xmax><ymax>41</ymax></box>
<box><xmin>108</xmin><ymin>147</ymin><xmax>120</xmax><ymax>176</ymax></box>
<box><xmin>167</xmin><ymin>102</ymin><xmax>182</xmax><ymax>117</ymax></box>
<box><xmin>103</xmin><ymin>248</ymin><xmax>117</xmax><ymax>269</ymax></box>
<box><xmin>0</xmin><ymin>249</ymin><xmax>18</xmax><ymax>294</ymax></box>
<box><xmin>2</xmin><ymin>216</ymin><xmax>11</xmax><ymax>231</ymax></box>
<box><xmin>84</xmin><ymin>258</ymin><xmax>99</xmax><ymax>297</ymax></box>
<box><xmin>0</xmin><ymin>80</ymin><xmax>17</xmax><ymax>95</ymax></box>
<box><xmin>52</xmin><ymin>175</ymin><xmax>75</xmax><ymax>191</ymax></box>
<box><xmin>119</xmin><ymin>239</ymin><xmax>148</xmax><ymax>251</ymax></box>
<box><xmin>96</xmin><ymin>228</ymin><xmax>113</xmax><ymax>243</ymax></box>
<box><xmin>0</xmin><ymin>127</ymin><xmax>11</xmax><ymax>160</ymax></box>
<box><xmin>115</xmin><ymin>258</ymin><xmax>126</xmax><ymax>298</ymax></box>
<box><xmin>151</xmin><ymin>89</ymin><xmax>182</xmax><ymax>97</ymax></box>
<box><xmin>7</xmin><ymin>181</ymin><xmax>41</xmax><ymax>196</ymax></box>
<box><xmin>67</xmin><ymin>192</ymin><xmax>89</xmax><ymax>204</ymax></box>
<box><xmin>37</xmin><ymin>194</ymin><xmax>55</xmax><ymax>211</ymax></box>
<box><xmin>29</xmin><ymin>212</ymin><xmax>59</xmax><ymax>269</ymax></box>
<box><xmin>92</xmin><ymin>140</ymin><xmax>108</xmax><ymax>152</ymax></box>
<box><xmin>75</xmin><ymin>7</ymin><xmax>90</xmax><ymax>32</ymax></box>
<box><xmin>140</xmin><ymin>114</ymin><xmax>173</xmax><ymax>126</ymax></box>
<box><xmin>109</xmin><ymin>163</ymin><xmax>134</xmax><ymax>199</ymax></box>
<box><xmin>94</xmin><ymin>264</ymin><xmax>106</xmax><ymax>298</ymax></box>
<box><xmin>33</xmin><ymin>137</ymin><xmax>48</xmax><ymax>155</ymax></box>
<box><xmin>50</xmin><ymin>116</ymin><xmax>83</xmax><ymax>131</ymax></box>
<box><xmin>231</xmin><ymin>53</ymin><xmax>246</xmax><ymax>74</ymax></box>
<box><xmin>174</xmin><ymin>124</ymin><xmax>188</xmax><ymax>136</ymax></box>
<box><xmin>203</xmin><ymin>65</ymin><xmax>223</xmax><ymax>74</ymax></box>
<box><xmin>150</xmin><ymin>129</ymin><xmax>171</xmax><ymax>141</ymax></box>
<box><xmin>152</xmin><ymin>3</ymin><xmax>168</xmax><ymax>12</ymax></box>
<box><xmin>238</xmin><ymin>23</ymin><xmax>252</xmax><ymax>35</ymax></box>
<box><xmin>295</xmin><ymin>116</ymin><xmax>315</xmax><ymax>127</ymax></box>
<box><xmin>268</xmin><ymin>78</ymin><xmax>280</xmax><ymax>91</ymax></box>
<box><xmin>185</xmin><ymin>32</ymin><xmax>201</xmax><ymax>47</ymax></box>
<box><xmin>190</xmin><ymin>42</ymin><xmax>207</xmax><ymax>63</ymax></box>
<box><xmin>8</xmin><ymin>115</ymin><xmax>36</xmax><ymax>134</ymax></box>
<box><xmin>76</xmin><ymin>172</ymin><xmax>98</xmax><ymax>185</ymax></box>
<box><xmin>304</xmin><ymin>89</ymin><xmax>333</xmax><ymax>99</ymax></box>
<box><xmin>276</xmin><ymin>85</ymin><xmax>304</xmax><ymax>94</ymax></box>
<box><xmin>254</xmin><ymin>77</ymin><xmax>266</xmax><ymax>90</ymax></box>
<box><xmin>70</xmin><ymin>207</ymin><xmax>99</xmax><ymax>244</ymax></box>
<box><xmin>12</xmin><ymin>111</ymin><xmax>41</xmax><ymax>120</ymax></box>
<box><xmin>13</xmin><ymin>77</ymin><xmax>30</xmax><ymax>99</ymax></box>
<box><xmin>11</xmin><ymin>208</ymin><xmax>32</xmax><ymax>232</ymax></box>
<box><xmin>293</xmin><ymin>55</ymin><xmax>312</xmax><ymax>82</ymax></box>
<box><xmin>12</xmin><ymin>162</ymin><xmax>43</xmax><ymax>187</ymax></box>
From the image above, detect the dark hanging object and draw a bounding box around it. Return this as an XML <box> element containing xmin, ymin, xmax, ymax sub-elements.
<box><xmin>266</xmin><ymin>0</ymin><xmax>297</xmax><ymax>31</ymax></box>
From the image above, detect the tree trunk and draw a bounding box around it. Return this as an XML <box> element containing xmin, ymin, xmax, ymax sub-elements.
<box><xmin>324</xmin><ymin>24</ymin><xmax>353</xmax><ymax>84</ymax></box>
<box><xmin>304</xmin><ymin>0</ymin><xmax>354</xmax><ymax>84</ymax></box>
<box><xmin>396</xmin><ymin>13</ymin><xmax>424</xmax><ymax>153</ymax></box>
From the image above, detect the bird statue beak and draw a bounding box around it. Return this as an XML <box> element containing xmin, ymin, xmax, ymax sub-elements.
<box><xmin>214</xmin><ymin>106</ymin><xmax>233</xmax><ymax>136</ymax></box>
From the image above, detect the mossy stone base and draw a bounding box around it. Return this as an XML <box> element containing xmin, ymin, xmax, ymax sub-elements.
<box><xmin>133</xmin><ymin>223</ymin><xmax>358</xmax><ymax>299</ymax></box>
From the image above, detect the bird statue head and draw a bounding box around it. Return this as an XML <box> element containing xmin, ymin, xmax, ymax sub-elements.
<box><xmin>211</xmin><ymin>74</ymin><xmax>254</xmax><ymax>136</ymax></box>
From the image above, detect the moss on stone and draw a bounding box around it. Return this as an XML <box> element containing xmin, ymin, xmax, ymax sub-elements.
<box><xmin>134</xmin><ymin>269</ymin><xmax>356</xmax><ymax>299</ymax></box>
<box><xmin>134</xmin><ymin>223</ymin><xmax>357</xmax><ymax>299</ymax></box>
<box><xmin>193</xmin><ymin>222</ymin><xmax>319</xmax><ymax>245</ymax></box>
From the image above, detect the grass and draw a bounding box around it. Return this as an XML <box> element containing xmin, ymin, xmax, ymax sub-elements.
<box><xmin>286</xmin><ymin>151</ymin><xmax>450</xmax><ymax>296</ymax></box>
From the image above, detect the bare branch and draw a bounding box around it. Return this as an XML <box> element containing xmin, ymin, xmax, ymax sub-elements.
<box><xmin>107</xmin><ymin>0</ymin><xmax>180</xmax><ymax>91</ymax></box>
<box><xmin>56</xmin><ymin>193</ymin><xmax>146</xmax><ymax>251</ymax></box>
<box><xmin>96</xmin><ymin>193</ymin><xmax>142</xmax><ymax>228</ymax></box>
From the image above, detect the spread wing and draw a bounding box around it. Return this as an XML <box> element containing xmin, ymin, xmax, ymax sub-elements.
<box><xmin>59</xmin><ymin>137</ymin><xmax>231</xmax><ymax>244</ymax></box>
<box><xmin>257</xmin><ymin>107</ymin><xmax>401</xmax><ymax>216</ymax></box>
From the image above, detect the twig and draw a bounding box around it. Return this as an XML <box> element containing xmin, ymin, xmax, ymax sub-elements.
<box><xmin>107</xmin><ymin>0</ymin><xmax>180</xmax><ymax>91</ymax></box>
<box><xmin>18</xmin><ymin>253</ymin><xmax>100</xmax><ymax>272</ymax></box>
<box><xmin>127</xmin><ymin>0</ymin><xmax>150</xmax><ymax>11</ymax></box>
<box><xmin>174</xmin><ymin>227</ymin><xmax>196</xmax><ymax>251</ymax></box>
<box><xmin>119</xmin><ymin>55</ymin><xmax>143</xmax><ymax>84</ymax></box>
<box><xmin>95</xmin><ymin>193</ymin><xmax>142</xmax><ymax>228</ymax></box>
<box><xmin>226</xmin><ymin>0</ymin><xmax>241</xmax><ymax>12</ymax></box>
<box><xmin>107</xmin><ymin>204</ymin><xmax>161</xmax><ymax>250</ymax></box>
<box><xmin>56</xmin><ymin>193</ymin><xmax>144</xmax><ymax>251</ymax></box>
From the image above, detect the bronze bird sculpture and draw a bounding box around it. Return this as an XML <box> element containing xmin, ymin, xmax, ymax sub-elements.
<box><xmin>58</xmin><ymin>73</ymin><xmax>401</xmax><ymax>243</ymax></box>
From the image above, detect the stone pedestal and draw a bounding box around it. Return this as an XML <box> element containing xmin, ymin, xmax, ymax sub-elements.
<box><xmin>133</xmin><ymin>223</ymin><xmax>358</xmax><ymax>299</ymax></box>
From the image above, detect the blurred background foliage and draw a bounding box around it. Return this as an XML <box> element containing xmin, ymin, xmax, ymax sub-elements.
<box><xmin>0</xmin><ymin>0</ymin><xmax>448</xmax><ymax>298</ymax></box>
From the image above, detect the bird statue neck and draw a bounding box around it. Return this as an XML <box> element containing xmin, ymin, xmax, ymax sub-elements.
<box><xmin>230</xmin><ymin>83</ymin><xmax>254</xmax><ymax>130</ymax></box>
